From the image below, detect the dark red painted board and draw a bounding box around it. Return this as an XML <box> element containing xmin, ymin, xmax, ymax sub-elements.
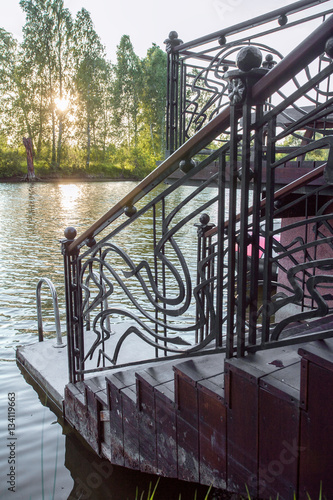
<box><xmin>258</xmin><ymin>363</ymin><xmax>301</xmax><ymax>500</ymax></box>
<box><xmin>198</xmin><ymin>375</ymin><xmax>227</xmax><ymax>489</ymax></box>
<box><xmin>299</xmin><ymin>360</ymin><xmax>333</xmax><ymax>500</ymax></box>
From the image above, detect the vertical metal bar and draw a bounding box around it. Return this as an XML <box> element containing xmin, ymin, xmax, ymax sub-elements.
<box><xmin>169</xmin><ymin>52</ymin><xmax>179</xmax><ymax>154</ymax></box>
<box><xmin>166</xmin><ymin>51</ymin><xmax>179</xmax><ymax>155</ymax></box>
<box><xmin>216</xmin><ymin>150</ymin><xmax>227</xmax><ymax>349</ymax></box>
<box><xmin>161</xmin><ymin>198</ymin><xmax>167</xmax><ymax>355</ymax></box>
<box><xmin>201</xmin><ymin>232</ymin><xmax>207</xmax><ymax>343</ymax></box>
<box><xmin>179</xmin><ymin>60</ymin><xmax>186</xmax><ymax>147</ymax></box>
<box><xmin>153</xmin><ymin>203</ymin><xmax>159</xmax><ymax>358</ymax></box>
<box><xmin>74</xmin><ymin>256</ymin><xmax>84</xmax><ymax>382</ymax></box>
<box><xmin>63</xmin><ymin>251</ymin><xmax>75</xmax><ymax>383</ymax></box>
<box><xmin>262</xmin><ymin>116</ymin><xmax>276</xmax><ymax>343</ymax></box>
<box><xmin>248</xmin><ymin>104</ymin><xmax>264</xmax><ymax>346</ymax></box>
<box><xmin>226</xmin><ymin>105</ymin><xmax>239</xmax><ymax>359</ymax></box>
<box><xmin>206</xmin><ymin>236</ymin><xmax>214</xmax><ymax>336</ymax></box>
<box><xmin>236</xmin><ymin>101</ymin><xmax>252</xmax><ymax>358</ymax></box>
<box><xmin>166</xmin><ymin>52</ymin><xmax>171</xmax><ymax>154</ymax></box>
<box><xmin>195</xmin><ymin>230</ymin><xmax>202</xmax><ymax>344</ymax></box>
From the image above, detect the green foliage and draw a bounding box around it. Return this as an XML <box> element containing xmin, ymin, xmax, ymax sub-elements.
<box><xmin>0</xmin><ymin>2</ymin><xmax>168</xmax><ymax>180</ymax></box>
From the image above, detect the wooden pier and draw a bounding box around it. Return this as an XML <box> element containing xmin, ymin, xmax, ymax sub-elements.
<box><xmin>31</xmin><ymin>327</ymin><xmax>329</xmax><ymax>499</ymax></box>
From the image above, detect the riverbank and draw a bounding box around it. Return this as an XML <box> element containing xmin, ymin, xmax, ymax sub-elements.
<box><xmin>0</xmin><ymin>173</ymin><xmax>141</xmax><ymax>183</ymax></box>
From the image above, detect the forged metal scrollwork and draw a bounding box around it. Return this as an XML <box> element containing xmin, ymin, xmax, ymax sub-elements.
<box><xmin>227</xmin><ymin>77</ymin><xmax>246</xmax><ymax>105</ymax></box>
<box><xmin>78</xmin><ymin>181</ymin><xmax>220</xmax><ymax>368</ymax></box>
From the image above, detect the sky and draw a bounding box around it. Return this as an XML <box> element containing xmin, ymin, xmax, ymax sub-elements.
<box><xmin>0</xmin><ymin>0</ymin><xmax>301</xmax><ymax>61</ymax></box>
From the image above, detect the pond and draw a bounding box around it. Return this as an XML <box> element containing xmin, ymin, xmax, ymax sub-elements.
<box><xmin>0</xmin><ymin>180</ymin><xmax>221</xmax><ymax>500</ymax></box>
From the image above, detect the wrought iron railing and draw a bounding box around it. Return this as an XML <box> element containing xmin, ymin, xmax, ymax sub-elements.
<box><xmin>165</xmin><ymin>0</ymin><xmax>333</xmax><ymax>154</ymax></box>
<box><xmin>62</xmin><ymin>7</ymin><xmax>333</xmax><ymax>383</ymax></box>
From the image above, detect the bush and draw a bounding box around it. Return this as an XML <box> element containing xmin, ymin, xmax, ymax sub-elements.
<box><xmin>0</xmin><ymin>149</ymin><xmax>25</xmax><ymax>177</ymax></box>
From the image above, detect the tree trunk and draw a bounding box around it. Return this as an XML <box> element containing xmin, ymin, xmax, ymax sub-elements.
<box><xmin>86</xmin><ymin>119</ymin><xmax>91</xmax><ymax>168</ymax></box>
<box><xmin>23</xmin><ymin>137</ymin><xmax>36</xmax><ymax>181</ymax></box>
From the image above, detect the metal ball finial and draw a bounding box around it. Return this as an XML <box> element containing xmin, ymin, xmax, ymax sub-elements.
<box><xmin>200</xmin><ymin>213</ymin><xmax>210</xmax><ymax>225</ymax></box>
<box><xmin>278</xmin><ymin>14</ymin><xmax>288</xmax><ymax>26</ymax></box>
<box><xmin>64</xmin><ymin>226</ymin><xmax>77</xmax><ymax>240</ymax></box>
<box><xmin>218</xmin><ymin>35</ymin><xmax>226</xmax><ymax>46</ymax></box>
<box><xmin>236</xmin><ymin>46</ymin><xmax>262</xmax><ymax>72</ymax></box>
<box><xmin>325</xmin><ymin>37</ymin><xmax>333</xmax><ymax>59</ymax></box>
<box><xmin>179</xmin><ymin>158</ymin><xmax>196</xmax><ymax>173</ymax></box>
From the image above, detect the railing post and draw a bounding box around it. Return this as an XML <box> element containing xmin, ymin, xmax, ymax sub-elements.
<box><xmin>61</xmin><ymin>227</ymin><xmax>82</xmax><ymax>384</ymax></box>
<box><xmin>195</xmin><ymin>214</ymin><xmax>215</xmax><ymax>344</ymax></box>
<box><xmin>224</xmin><ymin>46</ymin><xmax>269</xmax><ymax>358</ymax></box>
<box><xmin>165</xmin><ymin>31</ymin><xmax>183</xmax><ymax>156</ymax></box>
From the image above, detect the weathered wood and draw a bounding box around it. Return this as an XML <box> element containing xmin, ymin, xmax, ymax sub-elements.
<box><xmin>60</xmin><ymin>342</ymin><xmax>333</xmax><ymax>498</ymax></box>
<box><xmin>136</xmin><ymin>374</ymin><xmax>158</xmax><ymax>474</ymax></box>
<box><xmin>136</xmin><ymin>362</ymin><xmax>183</xmax><ymax>474</ymax></box>
<box><xmin>64</xmin><ymin>382</ymin><xmax>87</xmax><ymax>431</ymax></box>
<box><xmin>154</xmin><ymin>381</ymin><xmax>177</xmax><ymax>478</ymax></box>
<box><xmin>174</xmin><ymin>355</ymin><xmax>225</xmax><ymax>483</ymax></box>
<box><xmin>258</xmin><ymin>362</ymin><xmax>301</xmax><ymax>500</ymax></box>
<box><xmin>84</xmin><ymin>379</ymin><xmax>102</xmax><ymax>455</ymax></box>
<box><xmin>298</xmin><ymin>339</ymin><xmax>333</xmax><ymax>500</ymax></box>
<box><xmin>122</xmin><ymin>385</ymin><xmax>140</xmax><ymax>470</ymax></box>
<box><xmin>106</xmin><ymin>371</ymin><xmax>136</xmax><ymax>467</ymax></box>
<box><xmin>225</xmin><ymin>348</ymin><xmax>301</xmax><ymax>496</ymax></box>
<box><xmin>198</xmin><ymin>374</ymin><xmax>227</xmax><ymax>489</ymax></box>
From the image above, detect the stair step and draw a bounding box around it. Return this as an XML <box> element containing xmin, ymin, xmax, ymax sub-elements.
<box><xmin>258</xmin><ymin>361</ymin><xmax>301</xmax><ymax>499</ymax></box>
<box><xmin>225</xmin><ymin>345</ymin><xmax>302</xmax><ymax>497</ymax></box>
<box><xmin>174</xmin><ymin>353</ymin><xmax>225</xmax><ymax>388</ymax></box>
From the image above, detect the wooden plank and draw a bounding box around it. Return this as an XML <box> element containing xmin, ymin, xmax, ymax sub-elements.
<box><xmin>225</xmin><ymin>347</ymin><xmax>301</xmax><ymax>496</ymax></box>
<box><xmin>122</xmin><ymin>384</ymin><xmax>140</xmax><ymax>470</ymax></box>
<box><xmin>84</xmin><ymin>379</ymin><xmax>102</xmax><ymax>455</ymax></box>
<box><xmin>135</xmin><ymin>361</ymin><xmax>183</xmax><ymax>474</ymax></box>
<box><xmin>298</xmin><ymin>358</ymin><xmax>333</xmax><ymax>500</ymax></box>
<box><xmin>64</xmin><ymin>382</ymin><xmax>86</xmax><ymax>431</ymax></box>
<box><xmin>258</xmin><ymin>362</ymin><xmax>301</xmax><ymax>500</ymax></box>
<box><xmin>298</xmin><ymin>338</ymin><xmax>333</xmax><ymax>373</ymax></box>
<box><xmin>174</xmin><ymin>355</ymin><xmax>225</xmax><ymax>483</ymax></box>
<box><xmin>136</xmin><ymin>375</ymin><xmax>157</xmax><ymax>474</ymax></box>
<box><xmin>105</xmin><ymin>370</ymin><xmax>136</xmax><ymax>467</ymax></box>
<box><xmin>198</xmin><ymin>374</ymin><xmax>227</xmax><ymax>489</ymax></box>
<box><xmin>154</xmin><ymin>381</ymin><xmax>178</xmax><ymax>478</ymax></box>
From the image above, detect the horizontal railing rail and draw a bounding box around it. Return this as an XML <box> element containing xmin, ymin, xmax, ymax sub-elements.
<box><xmin>166</xmin><ymin>2</ymin><xmax>333</xmax><ymax>150</ymax></box>
<box><xmin>172</xmin><ymin>0</ymin><xmax>330</xmax><ymax>52</ymax></box>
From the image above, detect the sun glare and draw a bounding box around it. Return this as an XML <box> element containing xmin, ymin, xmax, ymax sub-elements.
<box><xmin>55</xmin><ymin>97</ymin><xmax>69</xmax><ymax>113</ymax></box>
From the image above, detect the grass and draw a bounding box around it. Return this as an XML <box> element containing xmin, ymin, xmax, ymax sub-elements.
<box><xmin>244</xmin><ymin>482</ymin><xmax>324</xmax><ymax>500</ymax></box>
<box><xmin>135</xmin><ymin>481</ymin><xmax>325</xmax><ymax>500</ymax></box>
<box><xmin>134</xmin><ymin>480</ymin><xmax>213</xmax><ymax>500</ymax></box>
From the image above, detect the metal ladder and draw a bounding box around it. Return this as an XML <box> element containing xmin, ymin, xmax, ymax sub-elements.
<box><xmin>36</xmin><ymin>278</ymin><xmax>66</xmax><ymax>348</ymax></box>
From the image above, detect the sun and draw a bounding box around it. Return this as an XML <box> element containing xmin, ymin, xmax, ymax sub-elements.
<box><xmin>55</xmin><ymin>97</ymin><xmax>69</xmax><ymax>112</ymax></box>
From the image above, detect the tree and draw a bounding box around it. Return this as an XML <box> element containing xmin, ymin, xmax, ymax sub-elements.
<box><xmin>20</xmin><ymin>0</ymin><xmax>73</xmax><ymax>167</ymax></box>
<box><xmin>73</xmin><ymin>8</ymin><xmax>111</xmax><ymax>168</ymax></box>
<box><xmin>112</xmin><ymin>35</ymin><xmax>142</xmax><ymax>161</ymax></box>
<box><xmin>141</xmin><ymin>44</ymin><xmax>167</xmax><ymax>158</ymax></box>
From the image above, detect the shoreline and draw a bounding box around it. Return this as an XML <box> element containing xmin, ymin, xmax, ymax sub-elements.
<box><xmin>0</xmin><ymin>175</ymin><xmax>140</xmax><ymax>184</ymax></box>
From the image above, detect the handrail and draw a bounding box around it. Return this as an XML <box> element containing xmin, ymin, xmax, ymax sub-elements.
<box><xmin>36</xmin><ymin>278</ymin><xmax>65</xmax><ymax>348</ymax></box>
<box><xmin>68</xmin><ymin>14</ymin><xmax>333</xmax><ymax>254</ymax></box>
<box><xmin>173</xmin><ymin>0</ymin><xmax>330</xmax><ymax>52</ymax></box>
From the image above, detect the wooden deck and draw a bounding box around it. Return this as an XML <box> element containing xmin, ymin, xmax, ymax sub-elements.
<box><xmin>63</xmin><ymin>336</ymin><xmax>333</xmax><ymax>500</ymax></box>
